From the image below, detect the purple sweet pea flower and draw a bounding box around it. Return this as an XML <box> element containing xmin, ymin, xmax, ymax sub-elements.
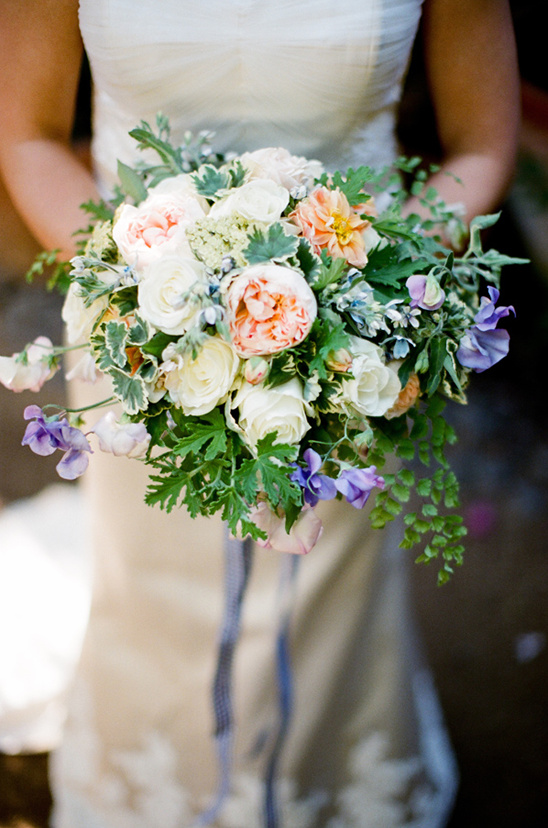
<box><xmin>457</xmin><ymin>287</ymin><xmax>515</xmax><ymax>373</ymax></box>
<box><xmin>56</xmin><ymin>446</ymin><xmax>92</xmax><ymax>480</ymax></box>
<box><xmin>456</xmin><ymin>327</ymin><xmax>510</xmax><ymax>373</ymax></box>
<box><xmin>22</xmin><ymin>405</ymin><xmax>70</xmax><ymax>456</ymax></box>
<box><xmin>406</xmin><ymin>273</ymin><xmax>445</xmax><ymax>311</ymax></box>
<box><xmin>473</xmin><ymin>286</ymin><xmax>514</xmax><ymax>331</ymax></box>
<box><xmin>22</xmin><ymin>405</ymin><xmax>92</xmax><ymax>480</ymax></box>
<box><xmin>335</xmin><ymin>466</ymin><xmax>385</xmax><ymax>509</ymax></box>
<box><xmin>290</xmin><ymin>448</ymin><xmax>338</xmax><ymax>507</ymax></box>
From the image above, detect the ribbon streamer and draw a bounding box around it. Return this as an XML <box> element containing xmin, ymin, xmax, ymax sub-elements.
<box><xmin>196</xmin><ymin>528</ymin><xmax>254</xmax><ymax>826</ymax></box>
<box><xmin>263</xmin><ymin>553</ymin><xmax>300</xmax><ymax>828</ymax></box>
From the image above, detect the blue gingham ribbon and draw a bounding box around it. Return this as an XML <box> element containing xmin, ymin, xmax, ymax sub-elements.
<box><xmin>197</xmin><ymin>530</ymin><xmax>300</xmax><ymax>828</ymax></box>
<box><xmin>196</xmin><ymin>528</ymin><xmax>254</xmax><ymax>826</ymax></box>
<box><xmin>263</xmin><ymin>553</ymin><xmax>300</xmax><ymax>828</ymax></box>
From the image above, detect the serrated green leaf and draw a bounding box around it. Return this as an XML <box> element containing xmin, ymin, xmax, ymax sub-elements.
<box><xmin>192</xmin><ymin>165</ymin><xmax>231</xmax><ymax>198</ymax></box>
<box><xmin>384</xmin><ymin>497</ymin><xmax>403</xmax><ymax>517</ymax></box>
<box><xmin>128</xmin><ymin>126</ymin><xmax>183</xmax><ymax>173</ymax></box>
<box><xmin>396</xmin><ymin>439</ymin><xmax>415</xmax><ymax>461</ymax></box>
<box><xmin>392</xmin><ymin>483</ymin><xmax>410</xmax><ymax>503</ymax></box>
<box><xmin>171</xmin><ymin>410</ymin><xmax>228</xmax><ymax>459</ymax></box>
<box><xmin>397</xmin><ymin>468</ymin><xmax>415</xmax><ymax>487</ymax></box>
<box><xmin>416</xmin><ymin>478</ymin><xmax>432</xmax><ymax>497</ymax></box>
<box><xmin>244</xmin><ymin>224</ymin><xmax>300</xmax><ymax>264</ymax></box>
<box><xmin>109</xmin><ymin>367</ymin><xmax>148</xmax><ymax>414</ymax></box>
<box><xmin>127</xmin><ymin>314</ymin><xmax>151</xmax><ymax>346</ymax></box>
<box><xmin>322</xmin><ymin>166</ymin><xmax>375</xmax><ymax>206</ymax></box>
<box><xmin>111</xmin><ymin>286</ymin><xmax>139</xmax><ymax>316</ymax></box>
<box><xmin>104</xmin><ymin>320</ymin><xmax>128</xmax><ymax>368</ymax></box>
<box><xmin>296</xmin><ymin>239</ymin><xmax>321</xmax><ymax>282</ymax></box>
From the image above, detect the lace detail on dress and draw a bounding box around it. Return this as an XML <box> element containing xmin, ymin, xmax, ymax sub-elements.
<box><xmin>327</xmin><ymin>732</ymin><xmax>434</xmax><ymax>828</ymax></box>
<box><xmin>53</xmin><ymin>679</ymin><xmax>434</xmax><ymax>828</ymax></box>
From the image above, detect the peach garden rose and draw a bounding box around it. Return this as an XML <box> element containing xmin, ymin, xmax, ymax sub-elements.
<box><xmin>225</xmin><ymin>263</ymin><xmax>317</xmax><ymax>357</ymax></box>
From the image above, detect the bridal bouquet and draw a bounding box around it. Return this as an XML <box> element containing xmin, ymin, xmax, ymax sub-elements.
<box><xmin>1</xmin><ymin>116</ymin><xmax>519</xmax><ymax>582</ymax></box>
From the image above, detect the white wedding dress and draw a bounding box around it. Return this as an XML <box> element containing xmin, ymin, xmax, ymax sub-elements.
<box><xmin>47</xmin><ymin>1</ymin><xmax>458</xmax><ymax>826</ymax></box>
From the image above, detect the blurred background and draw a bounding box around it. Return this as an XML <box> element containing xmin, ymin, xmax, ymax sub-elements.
<box><xmin>1</xmin><ymin>3</ymin><xmax>547</xmax><ymax>826</ymax></box>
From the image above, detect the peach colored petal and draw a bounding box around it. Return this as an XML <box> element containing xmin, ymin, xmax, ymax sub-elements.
<box><xmin>250</xmin><ymin>501</ymin><xmax>322</xmax><ymax>555</ymax></box>
<box><xmin>385</xmin><ymin>372</ymin><xmax>421</xmax><ymax>419</ymax></box>
<box><xmin>290</xmin><ymin>186</ymin><xmax>371</xmax><ymax>267</ymax></box>
<box><xmin>226</xmin><ymin>264</ymin><xmax>317</xmax><ymax>357</ymax></box>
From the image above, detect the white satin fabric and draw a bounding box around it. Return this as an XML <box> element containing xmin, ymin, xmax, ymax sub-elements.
<box><xmin>51</xmin><ymin>1</ymin><xmax>457</xmax><ymax>826</ymax></box>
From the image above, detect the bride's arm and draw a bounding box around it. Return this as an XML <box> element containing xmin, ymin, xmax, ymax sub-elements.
<box><xmin>405</xmin><ymin>0</ymin><xmax>520</xmax><ymax>225</ymax></box>
<box><xmin>0</xmin><ymin>0</ymin><xmax>99</xmax><ymax>261</ymax></box>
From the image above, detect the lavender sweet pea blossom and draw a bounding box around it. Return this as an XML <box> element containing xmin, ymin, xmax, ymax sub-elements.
<box><xmin>406</xmin><ymin>273</ymin><xmax>445</xmax><ymax>311</ymax></box>
<box><xmin>456</xmin><ymin>328</ymin><xmax>510</xmax><ymax>373</ymax></box>
<box><xmin>290</xmin><ymin>448</ymin><xmax>338</xmax><ymax>507</ymax></box>
<box><xmin>22</xmin><ymin>406</ymin><xmax>69</xmax><ymax>456</ymax></box>
<box><xmin>335</xmin><ymin>466</ymin><xmax>384</xmax><ymax>509</ymax></box>
<box><xmin>474</xmin><ymin>287</ymin><xmax>514</xmax><ymax>330</ymax></box>
<box><xmin>22</xmin><ymin>405</ymin><xmax>92</xmax><ymax>480</ymax></box>
<box><xmin>457</xmin><ymin>287</ymin><xmax>515</xmax><ymax>373</ymax></box>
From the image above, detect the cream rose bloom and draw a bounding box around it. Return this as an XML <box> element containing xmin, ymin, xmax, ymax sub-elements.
<box><xmin>232</xmin><ymin>377</ymin><xmax>311</xmax><ymax>447</ymax></box>
<box><xmin>161</xmin><ymin>336</ymin><xmax>240</xmax><ymax>416</ymax></box>
<box><xmin>339</xmin><ymin>337</ymin><xmax>401</xmax><ymax>417</ymax></box>
<box><xmin>239</xmin><ymin>147</ymin><xmax>324</xmax><ymax>192</ymax></box>
<box><xmin>209</xmin><ymin>179</ymin><xmax>289</xmax><ymax>224</ymax></box>
<box><xmin>137</xmin><ymin>255</ymin><xmax>207</xmax><ymax>335</ymax></box>
<box><xmin>113</xmin><ymin>189</ymin><xmax>207</xmax><ymax>271</ymax></box>
<box><xmin>149</xmin><ymin>173</ymin><xmax>208</xmax><ymax>208</ymax></box>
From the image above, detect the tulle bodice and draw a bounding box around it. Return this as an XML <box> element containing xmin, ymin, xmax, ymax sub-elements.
<box><xmin>79</xmin><ymin>0</ymin><xmax>423</xmax><ymax>191</ymax></box>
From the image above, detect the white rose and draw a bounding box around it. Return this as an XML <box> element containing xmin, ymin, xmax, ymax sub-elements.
<box><xmin>240</xmin><ymin>147</ymin><xmax>324</xmax><ymax>191</ymax></box>
<box><xmin>112</xmin><ymin>190</ymin><xmax>206</xmax><ymax>270</ymax></box>
<box><xmin>162</xmin><ymin>336</ymin><xmax>240</xmax><ymax>416</ymax></box>
<box><xmin>138</xmin><ymin>255</ymin><xmax>207</xmax><ymax>335</ymax></box>
<box><xmin>232</xmin><ymin>377</ymin><xmax>311</xmax><ymax>447</ymax></box>
<box><xmin>209</xmin><ymin>179</ymin><xmax>289</xmax><ymax>224</ymax></box>
<box><xmin>62</xmin><ymin>282</ymin><xmax>112</xmax><ymax>344</ymax></box>
<box><xmin>339</xmin><ymin>337</ymin><xmax>401</xmax><ymax>417</ymax></box>
<box><xmin>0</xmin><ymin>337</ymin><xmax>56</xmax><ymax>393</ymax></box>
<box><xmin>91</xmin><ymin>411</ymin><xmax>151</xmax><ymax>458</ymax></box>
<box><xmin>149</xmin><ymin>173</ymin><xmax>208</xmax><ymax>209</ymax></box>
